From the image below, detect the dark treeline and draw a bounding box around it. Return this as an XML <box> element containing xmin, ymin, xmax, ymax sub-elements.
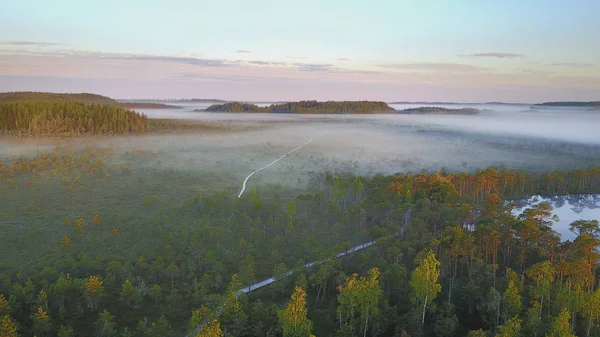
<box><xmin>0</xmin><ymin>101</ymin><xmax>149</xmax><ymax>136</ymax></box>
<box><xmin>398</xmin><ymin>107</ymin><xmax>480</xmax><ymax>115</ymax></box>
<box><xmin>205</xmin><ymin>100</ymin><xmax>396</xmax><ymax>114</ymax></box>
<box><xmin>2</xmin><ymin>147</ymin><xmax>600</xmax><ymax>337</ymax></box>
<box><xmin>532</xmin><ymin>101</ymin><xmax>600</xmax><ymax>108</ymax></box>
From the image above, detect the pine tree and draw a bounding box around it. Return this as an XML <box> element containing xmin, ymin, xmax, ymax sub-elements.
<box><xmin>120</xmin><ymin>280</ymin><xmax>141</xmax><ymax>308</ymax></box>
<box><xmin>95</xmin><ymin>310</ymin><xmax>117</xmax><ymax>337</ymax></box>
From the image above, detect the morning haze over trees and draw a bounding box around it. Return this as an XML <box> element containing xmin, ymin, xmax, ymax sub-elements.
<box><xmin>0</xmin><ymin>92</ymin><xmax>599</xmax><ymax>337</ymax></box>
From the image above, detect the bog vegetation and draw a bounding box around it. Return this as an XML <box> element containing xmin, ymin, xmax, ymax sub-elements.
<box><xmin>1</xmin><ymin>140</ymin><xmax>600</xmax><ymax>337</ymax></box>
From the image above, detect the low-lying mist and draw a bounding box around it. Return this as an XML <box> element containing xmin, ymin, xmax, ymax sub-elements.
<box><xmin>4</xmin><ymin>104</ymin><xmax>600</xmax><ymax>195</ymax></box>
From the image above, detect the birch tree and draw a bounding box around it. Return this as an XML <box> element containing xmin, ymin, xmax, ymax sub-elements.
<box><xmin>278</xmin><ymin>286</ymin><xmax>313</xmax><ymax>337</ymax></box>
<box><xmin>410</xmin><ymin>250</ymin><xmax>442</xmax><ymax>327</ymax></box>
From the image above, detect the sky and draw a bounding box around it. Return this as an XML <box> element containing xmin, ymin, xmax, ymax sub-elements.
<box><xmin>1</xmin><ymin>0</ymin><xmax>599</xmax><ymax>102</ymax></box>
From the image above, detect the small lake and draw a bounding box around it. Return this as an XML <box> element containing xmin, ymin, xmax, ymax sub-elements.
<box><xmin>511</xmin><ymin>194</ymin><xmax>600</xmax><ymax>241</ymax></box>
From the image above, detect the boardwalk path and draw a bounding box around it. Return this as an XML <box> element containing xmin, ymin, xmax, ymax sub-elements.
<box><xmin>186</xmin><ymin>208</ymin><xmax>412</xmax><ymax>336</ymax></box>
<box><xmin>237</xmin><ymin>138</ymin><xmax>314</xmax><ymax>198</ymax></box>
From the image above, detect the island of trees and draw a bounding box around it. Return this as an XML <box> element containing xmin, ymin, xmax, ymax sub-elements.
<box><xmin>205</xmin><ymin>100</ymin><xmax>396</xmax><ymax>114</ymax></box>
<box><xmin>398</xmin><ymin>107</ymin><xmax>481</xmax><ymax>115</ymax></box>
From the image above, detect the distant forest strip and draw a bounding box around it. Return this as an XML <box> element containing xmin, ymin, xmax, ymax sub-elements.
<box><xmin>397</xmin><ymin>107</ymin><xmax>481</xmax><ymax>115</ymax></box>
<box><xmin>0</xmin><ymin>92</ymin><xmax>177</xmax><ymax>109</ymax></box>
<box><xmin>0</xmin><ymin>101</ymin><xmax>150</xmax><ymax>136</ymax></box>
<box><xmin>205</xmin><ymin>100</ymin><xmax>397</xmax><ymax>114</ymax></box>
<box><xmin>532</xmin><ymin>101</ymin><xmax>600</xmax><ymax>108</ymax></box>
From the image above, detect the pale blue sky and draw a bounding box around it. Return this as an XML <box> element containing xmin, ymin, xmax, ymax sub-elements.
<box><xmin>0</xmin><ymin>0</ymin><xmax>599</xmax><ymax>101</ymax></box>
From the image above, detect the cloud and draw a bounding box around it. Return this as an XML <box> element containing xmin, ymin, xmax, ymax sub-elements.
<box><xmin>461</xmin><ymin>53</ymin><xmax>526</xmax><ymax>59</ymax></box>
<box><xmin>118</xmin><ymin>55</ymin><xmax>231</xmax><ymax>67</ymax></box>
<box><xmin>520</xmin><ymin>69</ymin><xmax>557</xmax><ymax>76</ymax></box>
<box><xmin>379</xmin><ymin>62</ymin><xmax>488</xmax><ymax>72</ymax></box>
<box><xmin>1</xmin><ymin>40</ymin><xmax>65</xmax><ymax>47</ymax></box>
<box><xmin>3</xmin><ymin>48</ymin><xmax>233</xmax><ymax>68</ymax></box>
<box><xmin>293</xmin><ymin>63</ymin><xmax>334</xmax><ymax>72</ymax></box>
<box><xmin>550</xmin><ymin>62</ymin><xmax>596</xmax><ymax>68</ymax></box>
<box><xmin>236</xmin><ymin>50</ymin><xmax>254</xmax><ymax>54</ymax></box>
<box><xmin>285</xmin><ymin>56</ymin><xmax>308</xmax><ymax>60</ymax></box>
<box><xmin>337</xmin><ymin>57</ymin><xmax>349</xmax><ymax>61</ymax></box>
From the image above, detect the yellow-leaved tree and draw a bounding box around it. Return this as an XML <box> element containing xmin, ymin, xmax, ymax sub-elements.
<box><xmin>278</xmin><ymin>286</ymin><xmax>313</xmax><ymax>337</ymax></box>
<box><xmin>0</xmin><ymin>315</ymin><xmax>18</xmax><ymax>337</ymax></box>
<box><xmin>0</xmin><ymin>293</ymin><xmax>10</xmax><ymax>315</ymax></box>
<box><xmin>336</xmin><ymin>267</ymin><xmax>382</xmax><ymax>337</ymax></box>
<box><xmin>84</xmin><ymin>275</ymin><xmax>104</xmax><ymax>312</ymax></box>
<box><xmin>410</xmin><ymin>250</ymin><xmax>442</xmax><ymax>327</ymax></box>
<box><xmin>195</xmin><ymin>319</ymin><xmax>223</xmax><ymax>337</ymax></box>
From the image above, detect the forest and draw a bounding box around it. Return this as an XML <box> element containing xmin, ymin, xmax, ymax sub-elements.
<box><xmin>204</xmin><ymin>101</ymin><xmax>396</xmax><ymax>114</ymax></box>
<box><xmin>1</xmin><ymin>139</ymin><xmax>600</xmax><ymax>337</ymax></box>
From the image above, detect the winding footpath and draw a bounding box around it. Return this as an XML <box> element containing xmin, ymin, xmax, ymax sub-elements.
<box><xmin>237</xmin><ymin>138</ymin><xmax>314</xmax><ymax>198</ymax></box>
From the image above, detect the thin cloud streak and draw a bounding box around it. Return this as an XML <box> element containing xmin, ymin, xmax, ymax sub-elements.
<box><xmin>460</xmin><ymin>52</ymin><xmax>526</xmax><ymax>58</ymax></box>
<box><xmin>236</xmin><ymin>50</ymin><xmax>254</xmax><ymax>54</ymax></box>
<box><xmin>1</xmin><ymin>40</ymin><xmax>66</xmax><ymax>47</ymax></box>
<box><xmin>550</xmin><ymin>62</ymin><xmax>596</xmax><ymax>68</ymax></box>
<box><xmin>2</xmin><ymin>48</ymin><xmax>233</xmax><ymax>68</ymax></box>
<box><xmin>248</xmin><ymin>60</ymin><xmax>287</xmax><ymax>66</ymax></box>
<box><xmin>379</xmin><ymin>62</ymin><xmax>488</xmax><ymax>72</ymax></box>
